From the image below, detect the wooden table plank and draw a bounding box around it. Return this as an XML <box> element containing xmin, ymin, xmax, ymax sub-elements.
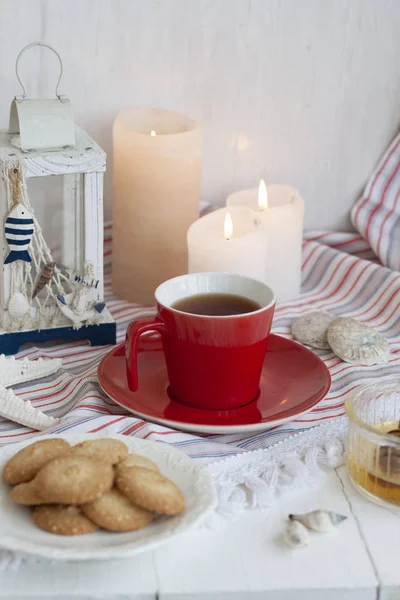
<box><xmin>0</xmin><ymin>553</ymin><xmax>157</xmax><ymax>599</ymax></box>
<box><xmin>154</xmin><ymin>471</ymin><xmax>377</xmax><ymax>599</ymax></box>
<box><xmin>336</xmin><ymin>467</ymin><xmax>400</xmax><ymax>599</ymax></box>
<box><xmin>154</xmin><ymin>522</ymin><xmax>249</xmax><ymax>599</ymax></box>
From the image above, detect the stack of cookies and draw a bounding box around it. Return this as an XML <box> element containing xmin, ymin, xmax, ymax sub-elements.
<box><xmin>3</xmin><ymin>438</ymin><xmax>185</xmax><ymax>536</ymax></box>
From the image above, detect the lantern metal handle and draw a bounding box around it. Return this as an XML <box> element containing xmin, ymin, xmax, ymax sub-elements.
<box><xmin>15</xmin><ymin>42</ymin><xmax>65</xmax><ymax>102</ymax></box>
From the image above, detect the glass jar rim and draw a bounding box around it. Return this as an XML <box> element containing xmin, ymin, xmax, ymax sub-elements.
<box><xmin>345</xmin><ymin>377</ymin><xmax>400</xmax><ymax>446</ymax></box>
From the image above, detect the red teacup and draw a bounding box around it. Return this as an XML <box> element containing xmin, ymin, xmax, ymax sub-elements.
<box><xmin>126</xmin><ymin>273</ymin><xmax>276</xmax><ymax>410</ymax></box>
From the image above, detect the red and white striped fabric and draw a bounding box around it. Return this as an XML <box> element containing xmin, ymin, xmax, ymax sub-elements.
<box><xmin>352</xmin><ymin>130</ymin><xmax>400</xmax><ymax>270</ymax></box>
<box><xmin>1</xmin><ymin>133</ymin><xmax>399</xmax><ymax>462</ymax></box>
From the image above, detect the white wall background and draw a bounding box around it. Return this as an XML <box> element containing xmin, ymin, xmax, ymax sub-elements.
<box><xmin>0</xmin><ymin>0</ymin><xmax>399</xmax><ymax>231</ymax></box>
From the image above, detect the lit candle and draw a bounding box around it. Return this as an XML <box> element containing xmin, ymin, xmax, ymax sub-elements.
<box><xmin>187</xmin><ymin>206</ymin><xmax>268</xmax><ymax>281</ymax></box>
<box><xmin>227</xmin><ymin>182</ymin><xmax>304</xmax><ymax>302</ymax></box>
<box><xmin>113</xmin><ymin>108</ymin><xmax>202</xmax><ymax>304</ymax></box>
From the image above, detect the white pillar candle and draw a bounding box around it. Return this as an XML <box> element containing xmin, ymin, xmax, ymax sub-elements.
<box><xmin>227</xmin><ymin>183</ymin><xmax>304</xmax><ymax>302</ymax></box>
<box><xmin>187</xmin><ymin>206</ymin><xmax>268</xmax><ymax>281</ymax></box>
<box><xmin>113</xmin><ymin>108</ymin><xmax>202</xmax><ymax>305</ymax></box>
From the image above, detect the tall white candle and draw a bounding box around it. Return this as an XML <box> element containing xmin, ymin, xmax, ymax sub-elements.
<box><xmin>227</xmin><ymin>183</ymin><xmax>304</xmax><ymax>302</ymax></box>
<box><xmin>113</xmin><ymin>108</ymin><xmax>202</xmax><ymax>305</ymax></box>
<box><xmin>187</xmin><ymin>207</ymin><xmax>268</xmax><ymax>281</ymax></box>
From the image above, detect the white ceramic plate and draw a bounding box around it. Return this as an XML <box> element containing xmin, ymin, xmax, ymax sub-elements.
<box><xmin>0</xmin><ymin>432</ymin><xmax>217</xmax><ymax>561</ymax></box>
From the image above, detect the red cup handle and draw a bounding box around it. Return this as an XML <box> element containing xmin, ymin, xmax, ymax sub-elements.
<box><xmin>125</xmin><ymin>317</ymin><xmax>167</xmax><ymax>391</ymax></box>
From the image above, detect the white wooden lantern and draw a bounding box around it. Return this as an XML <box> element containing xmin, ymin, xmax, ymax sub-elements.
<box><xmin>0</xmin><ymin>43</ymin><xmax>116</xmax><ymax>354</ymax></box>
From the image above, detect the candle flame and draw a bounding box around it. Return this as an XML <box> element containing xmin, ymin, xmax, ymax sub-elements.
<box><xmin>258</xmin><ymin>179</ymin><xmax>268</xmax><ymax>210</ymax></box>
<box><xmin>224</xmin><ymin>213</ymin><xmax>233</xmax><ymax>240</ymax></box>
<box><xmin>150</xmin><ymin>130</ymin><xmax>156</xmax><ymax>137</ymax></box>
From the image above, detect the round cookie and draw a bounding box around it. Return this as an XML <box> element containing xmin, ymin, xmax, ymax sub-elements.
<box><xmin>82</xmin><ymin>488</ymin><xmax>153</xmax><ymax>532</ymax></box>
<box><xmin>10</xmin><ymin>481</ymin><xmax>47</xmax><ymax>506</ymax></box>
<box><xmin>115</xmin><ymin>467</ymin><xmax>185</xmax><ymax>515</ymax></box>
<box><xmin>117</xmin><ymin>454</ymin><xmax>160</xmax><ymax>473</ymax></box>
<box><xmin>327</xmin><ymin>317</ymin><xmax>390</xmax><ymax>365</ymax></box>
<box><xmin>70</xmin><ymin>439</ymin><xmax>128</xmax><ymax>465</ymax></box>
<box><xmin>33</xmin><ymin>505</ymin><xmax>98</xmax><ymax>535</ymax></box>
<box><xmin>291</xmin><ymin>311</ymin><xmax>334</xmax><ymax>350</ymax></box>
<box><xmin>34</xmin><ymin>456</ymin><xmax>114</xmax><ymax>504</ymax></box>
<box><xmin>3</xmin><ymin>439</ymin><xmax>71</xmax><ymax>485</ymax></box>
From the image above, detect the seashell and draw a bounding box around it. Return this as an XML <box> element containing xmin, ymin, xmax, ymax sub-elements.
<box><xmin>8</xmin><ymin>292</ymin><xmax>30</xmax><ymax>318</ymax></box>
<box><xmin>327</xmin><ymin>317</ymin><xmax>390</xmax><ymax>365</ymax></box>
<box><xmin>283</xmin><ymin>519</ymin><xmax>311</xmax><ymax>549</ymax></box>
<box><xmin>289</xmin><ymin>510</ymin><xmax>347</xmax><ymax>532</ymax></box>
<box><xmin>0</xmin><ymin>386</ymin><xmax>59</xmax><ymax>430</ymax></box>
<box><xmin>0</xmin><ymin>355</ymin><xmax>62</xmax><ymax>388</ymax></box>
<box><xmin>32</xmin><ymin>261</ymin><xmax>56</xmax><ymax>299</ymax></box>
<box><xmin>291</xmin><ymin>311</ymin><xmax>334</xmax><ymax>349</ymax></box>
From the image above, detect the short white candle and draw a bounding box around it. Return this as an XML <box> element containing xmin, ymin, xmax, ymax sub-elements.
<box><xmin>227</xmin><ymin>182</ymin><xmax>304</xmax><ymax>302</ymax></box>
<box><xmin>187</xmin><ymin>207</ymin><xmax>268</xmax><ymax>282</ymax></box>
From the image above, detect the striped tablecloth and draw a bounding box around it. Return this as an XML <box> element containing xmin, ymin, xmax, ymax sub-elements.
<box><xmin>0</xmin><ymin>130</ymin><xmax>399</xmax><ymax>493</ymax></box>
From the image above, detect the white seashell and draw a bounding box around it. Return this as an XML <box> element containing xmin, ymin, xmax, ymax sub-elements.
<box><xmin>8</xmin><ymin>292</ymin><xmax>30</xmax><ymax>318</ymax></box>
<box><xmin>0</xmin><ymin>355</ymin><xmax>62</xmax><ymax>388</ymax></box>
<box><xmin>292</xmin><ymin>311</ymin><xmax>334</xmax><ymax>349</ymax></box>
<box><xmin>327</xmin><ymin>317</ymin><xmax>390</xmax><ymax>365</ymax></box>
<box><xmin>0</xmin><ymin>386</ymin><xmax>59</xmax><ymax>430</ymax></box>
<box><xmin>283</xmin><ymin>519</ymin><xmax>311</xmax><ymax>549</ymax></box>
<box><xmin>289</xmin><ymin>510</ymin><xmax>347</xmax><ymax>533</ymax></box>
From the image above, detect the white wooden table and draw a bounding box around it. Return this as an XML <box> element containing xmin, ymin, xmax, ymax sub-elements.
<box><xmin>0</xmin><ymin>467</ymin><xmax>398</xmax><ymax>600</ymax></box>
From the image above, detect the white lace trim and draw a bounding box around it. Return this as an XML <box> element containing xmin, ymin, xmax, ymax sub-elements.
<box><xmin>207</xmin><ymin>416</ymin><xmax>348</xmax><ymax>517</ymax></box>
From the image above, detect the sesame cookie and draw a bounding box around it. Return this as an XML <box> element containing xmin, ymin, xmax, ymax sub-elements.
<box><xmin>3</xmin><ymin>439</ymin><xmax>71</xmax><ymax>485</ymax></box>
<box><xmin>33</xmin><ymin>505</ymin><xmax>98</xmax><ymax>535</ymax></box>
<box><xmin>34</xmin><ymin>456</ymin><xmax>114</xmax><ymax>504</ymax></box>
<box><xmin>10</xmin><ymin>481</ymin><xmax>47</xmax><ymax>506</ymax></box>
<box><xmin>70</xmin><ymin>439</ymin><xmax>128</xmax><ymax>465</ymax></box>
<box><xmin>117</xmin><ymin>454</ymin><xmax>160</xmax><ymax>473</ymax></box>
<box><xmin>115</xmin><ymin>467</ymin><xmax>185</xmax><ymax>515</ymax></box>
<box><xmin>82</xmin><ymin>488</ymin><xmax>153</xmax><ymax>532</ymax></box>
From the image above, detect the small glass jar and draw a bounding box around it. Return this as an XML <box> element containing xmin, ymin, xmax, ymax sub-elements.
<box><xmin>346</xmin><ymin>378</ymin><xmax>400</xmax><ymax>510</ymax></box>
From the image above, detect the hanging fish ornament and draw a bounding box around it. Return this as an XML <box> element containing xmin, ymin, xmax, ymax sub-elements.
<box><xmin>4</xmin><ymin>203</ymin><xmax>35</xmax><ymax>264</ymax></box>
<box><xmin>31</xmin><ymin>261</ymin><xmax>56</xmax><ymax>299</ymax></box>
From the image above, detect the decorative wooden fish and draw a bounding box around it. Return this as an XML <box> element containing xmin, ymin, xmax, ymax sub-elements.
<box><xmin>32</xmin><ymin>261</ymin><xmax>56</xmax><ymax>299</ymax></box>
<box><xmin>4</xmin><ymin>203</ymin><xmax>35</xmax><ymax>264</ymax></box>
